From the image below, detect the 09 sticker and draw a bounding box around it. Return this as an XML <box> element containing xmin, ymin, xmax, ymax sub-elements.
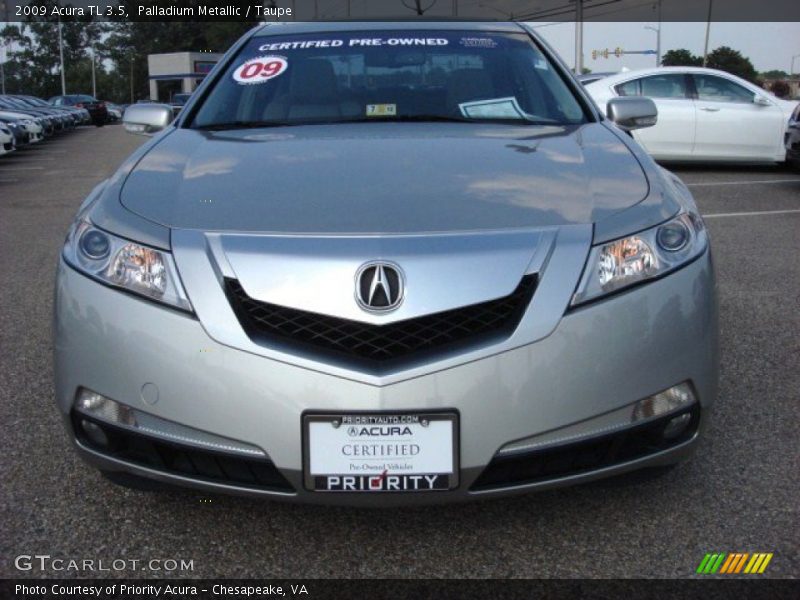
<box><xmin>233</xmin><ymin>55</ymin><xmax>288</xmax><ymax>85</ymax></box>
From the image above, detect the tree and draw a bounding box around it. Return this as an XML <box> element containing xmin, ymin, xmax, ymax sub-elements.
<box><xmin>1</xmin><ymin>0</ymin><xmax>259</xmax><ymax>102</ymax></box>
<box><xmin>760</xmin><ymin>69</ymin><xmax>789</xmax><ymax>80</ymax></box>
<box><xmin>770</xmin><ymin>80</ymin><xmax>790</xmax><ymax>98</ymax></box>
<box><xmin>661</xmin><ymin>49</ymin><xmax>702</xmax><ymax>67</ymax></box>
<box><xmin>0</xmin><ymin>1</ymin><xmax>106</xmax><ymax>99</ymax></box>
<box><xmin>706</xmin><ymin>46</ymin><xmax>758</xmax><ymax>83</ymax></box>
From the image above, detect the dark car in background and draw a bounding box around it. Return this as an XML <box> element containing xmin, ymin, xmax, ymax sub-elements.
<box><xmin>49</xmin><ymin>95</ymin><xmax>108</xmax><ymax>126</ymax></box>
<box><xmin>787</xmin><ymin>104</ymin><xmax>800</xmax><ymax>169</ymax></box>
<box><xmin>9</xmin><ymin>94</ymin><xmax>79</xmax><ymax>128</ymax></box>
<box><xmin>19</xmin><ymin>94</ymin><xmax>90</xmax><ymax>125</ymax></box>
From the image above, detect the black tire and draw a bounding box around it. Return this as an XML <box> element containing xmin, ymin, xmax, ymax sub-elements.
<box><xmin>95</xmin><ymin>122</ymin><xmax>105</xmax><ymax>128</ymax></box>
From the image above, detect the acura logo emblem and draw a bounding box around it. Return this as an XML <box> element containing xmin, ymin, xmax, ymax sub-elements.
<box><xmin>356</xmin><ymin>262</ymin><xmax>404</xmax><ymax>312</ymax></box>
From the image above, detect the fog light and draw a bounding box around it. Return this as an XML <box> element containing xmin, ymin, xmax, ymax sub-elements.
<box><xmin>631</xmin><ymin>382</ymin><xmax>694</xmax><ymax>422</ymax></box>
<box><xmin>76</xmin><ymin>389</ymin><xmax>136</xmax><ymax>426</ymax></box>
<box><xmin>498</xmin><ymin>382</ymin><xmax>697</xmax><ymax>456</ymax></box>
<box><xmin>80</xmin><ymin>419</ymin><xmax>109</xmax><ymax>447</ymax></box>
<box><xmin>74</xmin><ymin>388</ymin><xmax>266</xmax><ymax>457</ymax></box>
<box><xmin>663</xmin><ymin>412</ymin><xmax>692</xmax><ymax>440</ymax></box>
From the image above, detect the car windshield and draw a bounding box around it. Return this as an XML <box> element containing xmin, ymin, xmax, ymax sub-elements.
<box><xmin>191</xmin><ymin>29</ymin><xmax>587</xmax><ymax>129</ymax></box>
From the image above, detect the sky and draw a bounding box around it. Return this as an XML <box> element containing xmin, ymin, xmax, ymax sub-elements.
<box><xmin>535</xmin><ymin>21</ymin><xmax>800</xmax><ymax>73</ymax></box>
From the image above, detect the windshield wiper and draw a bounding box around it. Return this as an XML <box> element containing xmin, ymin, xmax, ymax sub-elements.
<box><xmin>193</xmin><ymin>120</ymin><xmax>287</xmax><ymax>131</ymax></box>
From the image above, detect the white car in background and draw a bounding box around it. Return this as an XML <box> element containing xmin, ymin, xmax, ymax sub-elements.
<box><xmin>0</xmin><ymin>110</ymin><xmax>44</xmax><ymax>144</ymax></box>
<box><xmin>585</xmin><ymin>67</ymin><xmax>799</xmax><ymax>163</ymax></box>
<box><xmin>0</xmin><ymin>121</ymin><xmax>15</xmax><ymax>156</ymax></box>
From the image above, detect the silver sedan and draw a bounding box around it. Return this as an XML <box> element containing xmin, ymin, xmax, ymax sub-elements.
<box><xmin>54</xmin><ymin>21</ymin><xmax>718</xmax><ymax>504</ymax></box>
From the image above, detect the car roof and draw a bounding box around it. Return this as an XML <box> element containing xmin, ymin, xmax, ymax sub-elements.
<box><xmin>253</xmin><ymin>21</ymin><xmax>526</xmax><ymax>37</ymax></box>
<box><xmin>586</xmin><ymin>66</ymin><xmax>752</xmax><ymax>84</ymax></box>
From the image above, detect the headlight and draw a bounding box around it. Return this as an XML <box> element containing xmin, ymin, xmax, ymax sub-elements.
<box><xmin>571</xmin><ymin>211</ymin><xmax>708</xmax><ymax>306</ymax></box>
<box><xmin>63</xmin><ymin>219</ymin><xmax>192</xmax><ymax>312</ymax></box>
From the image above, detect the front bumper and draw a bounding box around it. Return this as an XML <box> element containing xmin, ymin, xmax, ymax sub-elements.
<box><xmin>54</xmin><ymin>251</ymin><xmax>718</xmax><ymax>505</ymax></box>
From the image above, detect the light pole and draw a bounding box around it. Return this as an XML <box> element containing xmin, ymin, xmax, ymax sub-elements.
<box><xmin>57</xmin><ymin>12</ymin><xmax>66</xmax><ymax>95</ymax></box>
<box><xmin>575</xmin><ymin>0</ymin><xmax>584</xmax><ymax>74</ymax></box>
<box><xmin>648</xmin><ymin>0</ymin><xmax>662</xmax><ymax>66</ymax></box>
<box><xmin>91</xmin><ymin>44</ymin><xmax>97</xmax><ymax>98</ymax></box>
<box><xmin>702</xmin><ymin>0</ymin><xmax>713</xmax><ymax>67</ymax></box>
<box><xmin>129</xmin><ymin>53</ymin><xmax>134</xmax><ymax>104</ymax></box>
<box><xmin>1</xmin><ymin>39</ymin><xmax>7</xmax><ymax>95</ymax></box>
<box><xmin>644</xmin><ymin>26</ymin><xmax>660</xmax><ymax>67</ymax></box>
<box><xmin>791</xmin><ymin>53</ymin><xmax>800</xmax><ymax>77</ymax></box>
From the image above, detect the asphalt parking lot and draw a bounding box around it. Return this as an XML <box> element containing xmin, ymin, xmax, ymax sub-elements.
<box><xmin>0</xmin><ymin>125</ymin><xmax>798</xmax><ymax>579</ymax></box>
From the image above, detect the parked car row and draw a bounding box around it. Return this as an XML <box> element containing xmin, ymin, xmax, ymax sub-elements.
<box><xmin>582</xmin><ymin>67</ymin><xmax>800</xmax><ymax>167</ymax></box>
<box><xmin>0</xmin><ymin>94</ymin><xmax>95</xmax><ymax>158</ymax></box>
<box><xmin>48</xmin><ymin>95</ymin><xmax>110</xmax><ymax>126</ymax></box>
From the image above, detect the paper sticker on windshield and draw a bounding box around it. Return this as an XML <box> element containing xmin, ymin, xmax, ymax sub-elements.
<box><xmin>459</xmin><ymin>97</ymin><xmax>528</xmax><ymax>120</ymax></box>
<box><xmin>233</xmin><ymin>56</ymin><xmax>288</xmax><ymax>85</ymax></box>
<box><xmin>366</xmin><ymin>104</ymin><xmax>397</xmax><ymax>117</ymax></box>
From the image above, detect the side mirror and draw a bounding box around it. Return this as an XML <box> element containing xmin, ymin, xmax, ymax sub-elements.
<box><xmin>606</xmin><ymin>97</ymin><xmax>658</xmax><ymax>131</ymax></box>
<box><xmin>123</xmin><ymin>104</ymin><xmax>173</xmax><ymax>136</ymax></box>
<box><xmin>754</xmin><ymin>95</ymin><xmax>772</xmax><ymax>107</ymax></box>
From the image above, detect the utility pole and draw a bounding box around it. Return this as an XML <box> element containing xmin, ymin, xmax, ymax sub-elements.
<box><xmin>792</xmin><ymin>53</ymin><xmax>800</xmax><ymax>77</ymax></box>
<box><xmin>645</xmin><ymin>25</ymin><xmax>660</xmax><ymax>67</ymax></box>
<box><xmin>57</xmin><ymin>11</ymin><xmax>66</xmax><ymax>95</ymax></box>
<box><xmin>129</xmin><ymin>53</ymin><xmax>134</xmax><ymax>104</ymax></box>
<box><xmin>1</xmin><ymin>39</ymin><xmax>7</xmax><ymax>95</ymax></box>
<box><xmin>656</xmin><ymin>0</ymin><xmax>662</xmax><ymax>66</ymax></box>
<box><xmin>91</xmin><ymin>44</ymin><xmax>96</xmax><ymax>98</ymax></box>
<box><xmin>575</xmin><ymin>0</ymin><xmax>584</xmax><ymax>73</ymax></box>
<box><xmin>702</xmin><ymin>0</ymin><xmax>713</xmax><ymax>67</ymax></box>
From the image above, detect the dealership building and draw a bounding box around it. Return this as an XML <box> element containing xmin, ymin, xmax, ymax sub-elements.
<box><xmin>147</xmin><ymin>52</ymin><xmax>222</xmax><ymax>102</ymax></box>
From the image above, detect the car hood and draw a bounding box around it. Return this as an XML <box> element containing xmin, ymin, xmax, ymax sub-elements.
<box><xmin>121</xmin><ymin>121</ymin><xmax>649</xmax><ymax>234</ymax></box>
<box><xmin>0</xmin><ymin>111</ymin><xmax>32</xmax><ymax>121</ymax></box>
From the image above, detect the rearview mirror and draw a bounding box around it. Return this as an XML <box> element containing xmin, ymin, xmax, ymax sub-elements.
<box><xmin>606</xmin><ymin>97</ymin><xmax>658</xmax><ymax>131</ymax></box>
<box><xmin>754</xmin><ymin>95</ymin><xmax>772</xmax><ymax>107</ymax></box>
<box><xmin>123</xmin><ymin>104</ymin><xmax>173</xmax><ymax>136</ymax></box>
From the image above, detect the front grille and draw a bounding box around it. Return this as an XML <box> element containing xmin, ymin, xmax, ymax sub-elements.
<box><xmin>73</xmin><ymin>412</ymin><xmax>294</xmax><ymax>492</ymax></box>
<box><xmin>471</xmin><ymin>405</ymin><xmax>700</xmax><ymax>491</ymax></box>
<box><xmin>225</xmin><ymin>275</ymin><xmax>537</xmax><ymax>368</ymax></box>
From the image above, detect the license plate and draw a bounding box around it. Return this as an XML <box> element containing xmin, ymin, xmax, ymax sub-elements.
<box><xmin>303</xmin><ymin>412</ymin><xmax>458</xmax><ymax>492</ymax></box>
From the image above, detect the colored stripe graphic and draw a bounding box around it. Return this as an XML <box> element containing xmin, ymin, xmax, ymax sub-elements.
<box><xmin>701</xmin><ymin>553</ymin><xmax>774</xmax><ymax>574</ymax></box>
<box><xmin>710</xmin><ymin>553</ymin><xmax>726</xmax><ymax>573</ymax></box>
<box><xmin>719</xmin><ymin>554</ymin><xmax>737</xmax><ymax>574</ymax></box>
<box><xmin>697</xmin><ymin>554</ymin><xmax>713</xmax><ymax>574</ymax></box>
<box><xmin>758</xmin><ymin>554</ymin><xmax>773</xmax><ymax>573</ymax></box>
<box><xmin>733</xmin><ymin>553</ymin><xmax>749</xmax><ymax>573</ymax></box>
